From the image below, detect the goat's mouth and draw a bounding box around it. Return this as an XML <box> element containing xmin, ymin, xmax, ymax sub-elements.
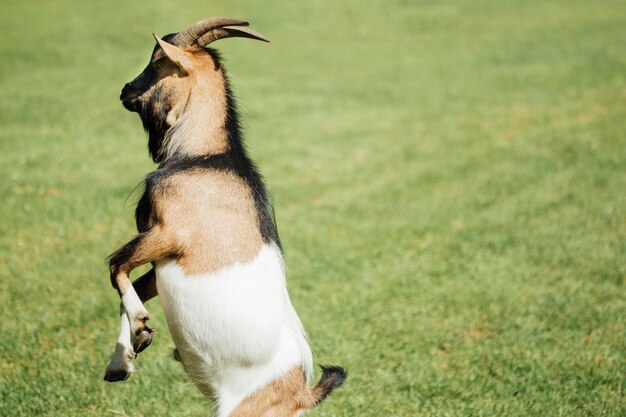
<box><xmin>120</xmin><ymin>84</ymin><xmax>142</xmax><ymax>110</ymax></box>
<box><xmin>121</xmin><ymin>97</ymin><xmax>139</xmax><ymax>112</ymax></box>
<box><xmin>120</xmin><ymin>90</ymin><xmax>141</xmax><ymax>112</ymax></box>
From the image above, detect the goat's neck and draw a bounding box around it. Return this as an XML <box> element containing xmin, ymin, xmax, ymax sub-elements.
<box><xmin>161</xmin><ymin>76</ymin><xmax>230</xmax><ymax>161</ymax></box>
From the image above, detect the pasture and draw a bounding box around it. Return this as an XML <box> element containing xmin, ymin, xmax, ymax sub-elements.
<box><xmin>1</xmin><ymin>0</ymin><xmax>625</xmax><ymax>416</ymax></box>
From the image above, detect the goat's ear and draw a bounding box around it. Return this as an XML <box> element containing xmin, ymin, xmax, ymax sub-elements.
<box><xmin>153</xmin><ymin>34</ymin><xmax>192</xmax><ymax>74</ymax></box>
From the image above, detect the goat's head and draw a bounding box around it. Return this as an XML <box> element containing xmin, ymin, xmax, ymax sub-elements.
<box><xmin>120</xmin><ymin>17</ymin><xmax>268</xmax><ymax>161</ymax></box>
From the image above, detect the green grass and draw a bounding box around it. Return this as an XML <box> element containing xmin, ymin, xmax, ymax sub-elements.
<box><xmin>1</xmin><ymin>0</ymin><xmax>625</xmax><ymax>416</ymax></box>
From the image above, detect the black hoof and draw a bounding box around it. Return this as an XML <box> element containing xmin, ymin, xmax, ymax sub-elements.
<box><xmin>133</xmin><ymin>326</ymin><xmax>154</xmax><ymax>354</ymax></box>
<box><xmin>104</xmin><ymin>369</ymin><xmax>130</xmax><ymax>382</ymax></box>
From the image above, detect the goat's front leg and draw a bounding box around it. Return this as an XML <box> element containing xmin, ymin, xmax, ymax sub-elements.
<box><xmin>109</xmin><ymin>228</ymin><xmax>175</xmax><ymax>338</ymax></box>
<box><xmin>104</xmin><ymin>228</ymin><xmax>176</xmax><ymax>381</ymax></box>
<box><xmin>104</xmin><ymin>269</ymin><xmax>158</xmax><ymax>382</ymax></box>
<box><xmin>104</xmin><ymin>269</ymin><xmax>157</xmax><ymax>382</ymax></box>
<box><xmin>104</xmin><ymin>306</ymin><xmax>136</xmax><ymax>382</ymax></box>
<box><xmin>127</xmin><ymin>268</ymin><xmax>159</xmax><ymax>354</ymax></box>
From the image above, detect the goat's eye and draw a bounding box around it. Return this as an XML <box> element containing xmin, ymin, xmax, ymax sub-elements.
<box><xmin>154</xmin><ymin>60</ymin><xmax>166</xmax><ymax>70</ymax></box>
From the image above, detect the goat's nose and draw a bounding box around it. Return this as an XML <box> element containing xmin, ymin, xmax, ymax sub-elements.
<box><xmin>120</xmin><ymin>83</ymin><xmax>136</xmax><ymax>101</ymax></box>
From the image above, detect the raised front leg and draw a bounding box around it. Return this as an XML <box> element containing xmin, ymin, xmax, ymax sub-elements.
<box><xmin>104</xmin><ymin>227</ymin><xmax>177</xmax><ymax>382</ymax></box>
<box><xmin>104</xmin><ymin>309</ymin><xmax>136</xmax><ymax>382</ymax></box>
<box><xmin>104</xmin><ymin>268</ymin><xmax>159</xmax><ymax>382</ymax></box>
<box><xmin>109</xmin><ymin>228</ymin><xmax>175</xmax><ymax>335</ymax></box>
<box><xmin>128</xmin><ymin>268</ymin><xmax>159</xmax><ymax>353</ymax></box>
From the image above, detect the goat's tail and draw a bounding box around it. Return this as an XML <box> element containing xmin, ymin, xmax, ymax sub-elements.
<box><xmin>306</xmin><ymin>365</ymin><xmax>347</xmax><ymax>408</ymax></box>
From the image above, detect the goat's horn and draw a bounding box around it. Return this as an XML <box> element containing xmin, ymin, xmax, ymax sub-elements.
<box><xmin>172</xmin><ymin>17</ymin><xmax>249</xmax><ymax>46</ymax></box>
<box><xmin>197</xmin><ymin>25</ymin><xmax>270</xmax><ymax>46</ymax></box>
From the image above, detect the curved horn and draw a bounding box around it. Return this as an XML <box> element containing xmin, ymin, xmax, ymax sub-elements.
<box><xmin>197</xmin><ymin>25</ymin><xmax>270</xmax><ymax>46</ymax></box>
<box><xmin>171</xmin><ymin>17</ymin><xmax>249</xmax><ymax>46</ymax></box>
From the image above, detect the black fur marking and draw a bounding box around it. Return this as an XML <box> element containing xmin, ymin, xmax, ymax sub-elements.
<box><xmin>134</xmin><ymin>188</ymin><xmax>153</xmax><ymax>233</ymax></box>
<box><xmin>315</xmin><ymin>365</ymin><xmax>348</xmax><ymax>404</ymax></box>
<box><xmin>138</xmin><ymin>85</ymin><xmax>171</xmax><ymax>162</ymax></box>
<box><xmin>218</xmin><ymin>54</ymin><xmax>281</xmax><ymax>248</ymax></box>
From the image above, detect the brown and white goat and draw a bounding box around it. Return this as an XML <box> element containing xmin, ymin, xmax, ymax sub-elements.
<box><xmin>102</xmin><ymin>17</ymin><xmax>346</xmax><ymax>417</ymax></box>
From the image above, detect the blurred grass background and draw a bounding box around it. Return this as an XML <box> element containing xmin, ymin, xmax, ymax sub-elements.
<box><xmin>1</xmin><ymin>0</ymin><xmax>625</xmax><ymax>416</ymax></box>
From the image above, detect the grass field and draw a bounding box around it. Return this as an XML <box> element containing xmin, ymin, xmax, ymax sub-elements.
<box><xmin>1</xmin><ymin>0</ymin><xmax>625</xmax><ymax>416</ymax></box>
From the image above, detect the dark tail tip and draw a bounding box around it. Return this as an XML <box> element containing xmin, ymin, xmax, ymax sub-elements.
<box><xmin>312</xmin><ymin>365</ymin><xmax>348</xmax><ymax>406</ymax></box>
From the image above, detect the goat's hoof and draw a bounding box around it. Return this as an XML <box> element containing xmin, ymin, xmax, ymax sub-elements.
<box><xmin>104</xmin><ymin>368</ymin><xmax>131</xmax><ymax>382</ymax></box>
<box><xmin>133</xmin><ymin>326</ymin><xmax>154</xmax><ymax>354</ymax></box>
<box><xmin>104</xmin><ymin>343</ymin><xmax>135</xmax><ymax>382</ymax></box>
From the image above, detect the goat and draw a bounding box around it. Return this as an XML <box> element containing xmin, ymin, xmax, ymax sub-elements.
<box><xmin>102</xmin><ymin>17</ymin><xmax>346</xmax><ymax>417</ymax></box>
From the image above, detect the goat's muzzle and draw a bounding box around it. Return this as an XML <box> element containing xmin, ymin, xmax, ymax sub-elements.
<box><xmin>120</xmin><ymin>83</ymin><xmax>140</xmax><ymax>111</ymax></box>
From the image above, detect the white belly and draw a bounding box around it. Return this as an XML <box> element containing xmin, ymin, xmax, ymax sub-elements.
<box><xmin>155</xmin><ymin>243</ymin><xmax>312</xmax><ymax>416</ymax></box>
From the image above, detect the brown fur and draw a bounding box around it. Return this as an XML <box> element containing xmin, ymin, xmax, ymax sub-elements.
<box><xmin>228</xmin><ymin>367</ymin><xmax>317</xmax><ymax>417</ymax></box>
<box><xmin>108</xmin><ymin>225</ymin><xmax>179</xmax><ymax>336</ymax></box>
<box><xmin>152</xmin><ymin>169</ymin><xmax>263</xmax><ymax>275</ymax></box>
<box><xmin>110</xmin><ymin>226</ymin><xmax>178</xmax><ymax>294</ymax></box>
<box><xmin>153</xmin><ymin>47</ymin><xmax>230</xmax><ymax>159</ymax></box>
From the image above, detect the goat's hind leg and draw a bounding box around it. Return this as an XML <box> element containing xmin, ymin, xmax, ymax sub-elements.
<box><xmin>104</xmin><ymin>268</ymin><xmax>158</xmax><ymax>382</ymax></box>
